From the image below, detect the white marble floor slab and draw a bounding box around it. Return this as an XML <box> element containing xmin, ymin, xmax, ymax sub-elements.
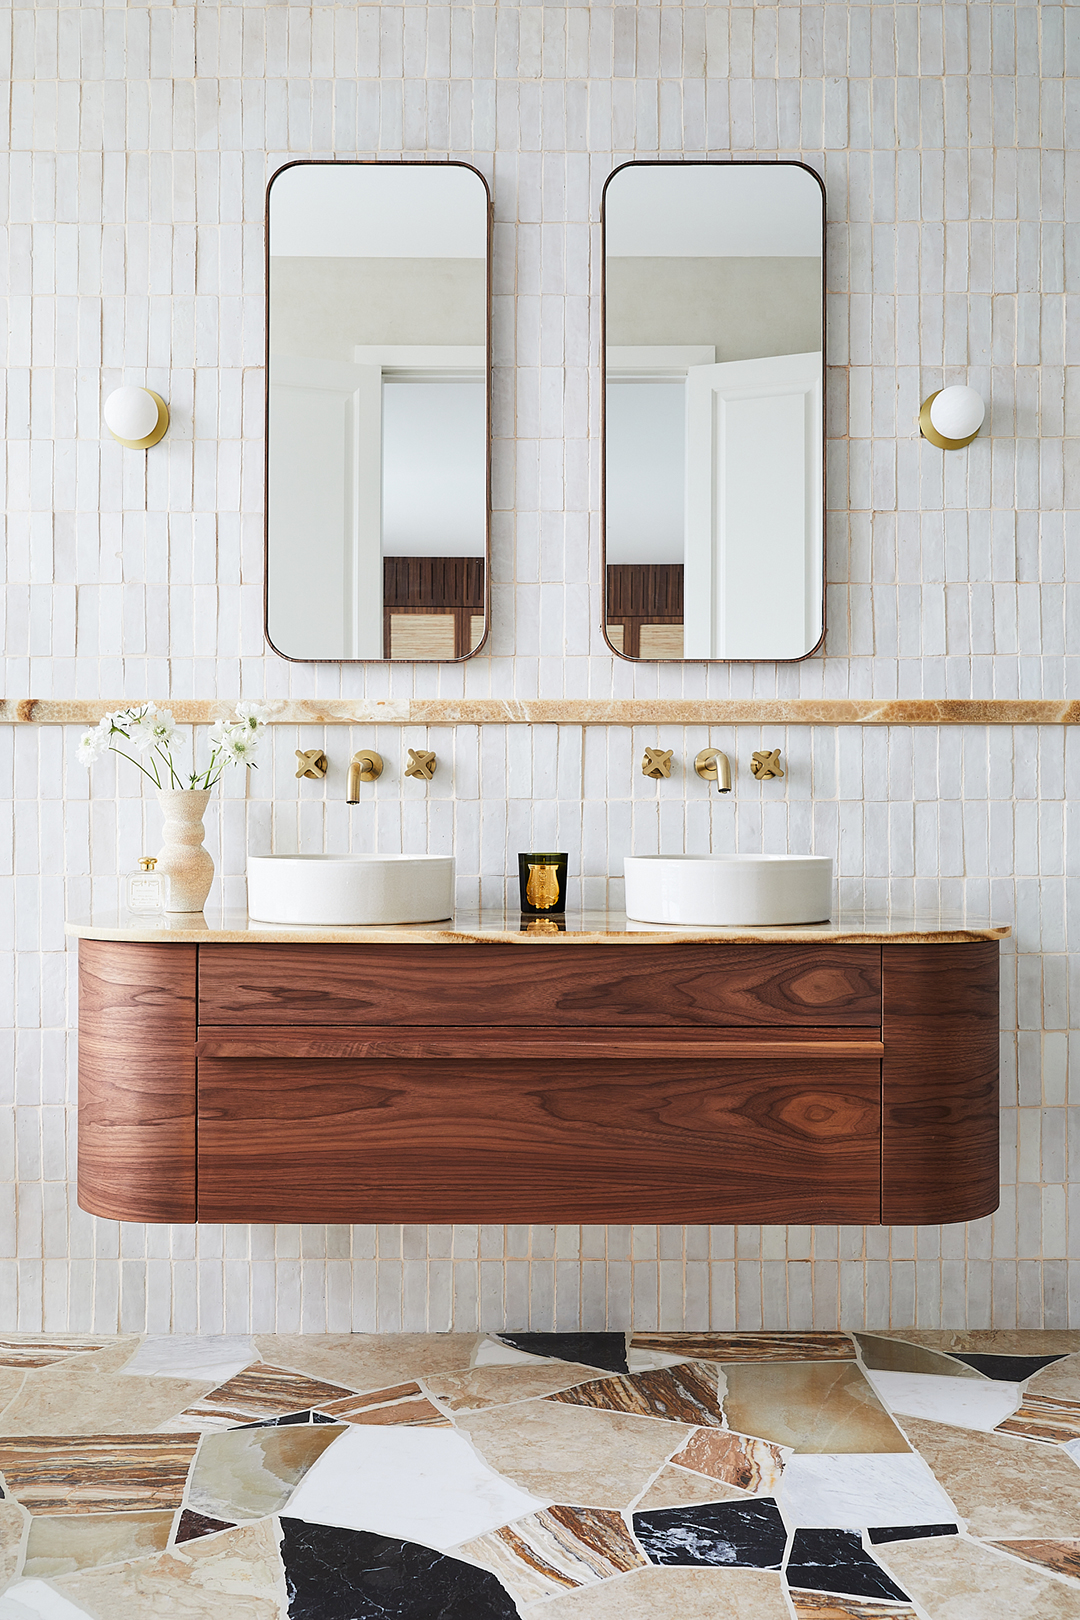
<box><xmin>866</xmin><ymin>1370</ymin><xmax>1022</xmax><ymax>1431</ymax></box>
<box><xmin>626</xmin><ymin>1347</ymin><xmax>690</xmax><ymax>1373</ymax></box>
<box><xmin>777</xmin><ymin>1452</ymin><xmax>958</xmax><ymax>1530</ymax></box>
<box><xmin>1064</xmin><ymin>1437</ymin><xmax>1080</xmax><ymax>1468</ymax></box>
<box><xmin>117</xmin><ymin>1334</ymin><xmax>257</xmax><ymax>1383</ymax></box>
<box><xmin>286</xmin><ymin>1424</ymin><xmax>547</xmax><ymax>1549</ymax></box>
<box><xmin>473</xmin><ymin>1338</ymin><xmax>556</xmax><ymax>1367</ymax></box>
<box><xmin>0</xmin><ymin>1582</ymin><xmax>92</xmax><ymax>1620</ymax></box>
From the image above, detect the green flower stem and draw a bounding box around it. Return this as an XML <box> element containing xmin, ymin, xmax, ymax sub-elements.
<box><xmin>108</xmin><ymin>746</ymin><xmax>162</xmax><ymax>789</ymax></box>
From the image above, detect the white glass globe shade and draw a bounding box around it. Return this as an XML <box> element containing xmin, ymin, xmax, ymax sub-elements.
<box><xmin>103</xmin><ymin>386</ymin><xmax>160</xmax><ymax>442</ymax></box>
<box><xmin>928</xmin><ymin>385</ymin><xmax>985</xmax><ymax>441</ymax></box>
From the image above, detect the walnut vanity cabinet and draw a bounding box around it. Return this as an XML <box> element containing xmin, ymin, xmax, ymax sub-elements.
<box><xmin>74</xmin><ymin>932</ymin><xmax>1001</xmax><ymax>1227</ymax></box>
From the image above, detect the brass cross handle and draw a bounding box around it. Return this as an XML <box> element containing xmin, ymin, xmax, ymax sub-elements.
<box><xmin>405</xmin><ymin>748</ymin><xmax>437</xmax><ymax>781</ymax></box>
<box><xmin>750</xmin><ymin>748</ymin><xmax>784</xmax><ymax>781</ymax></box>
<box><xmin>642</xmin><ymin>748</ymin><xmax>674</xmax><ymax>780</ymax></box>
<box><xmin>295</xmin><ymin>748</ymin><xmax>328</xmax><ymax>781</ymax></box>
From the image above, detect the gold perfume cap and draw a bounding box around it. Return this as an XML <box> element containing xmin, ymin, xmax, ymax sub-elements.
<box><xmin>139</xmin><ymin>856</ymin><xmax>157</xmax><ymax>871</ymax></box>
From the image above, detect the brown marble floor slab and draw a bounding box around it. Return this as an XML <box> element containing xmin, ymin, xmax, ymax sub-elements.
<box><xmin>788</xmin><ymin>1593</ymin><xmax>919</xmax><ymax>1619</ymax></box>
<box><xmin>424</xmin><ymin>1362</ymin><xmax>603</xmax><ymax>1412</ymax></box>
<box><xmin>854</xmin><ymin>1334</ymin><xmax>984</xmax><ymax>1379</ymax></box>
<box><xmin>899</xmin><ymin>1418</ymin><xmax>1080</xmax><ymax>1537</ymax></box>
<box><xmin>0</xmin><ymin>1434</ymin><xmax>200</xmax><ymax>1514</ymax></box>
<box><xmin>876</xmin><ymin>1535</ymin><xmax>1080</xmax><ymax>1619</ymax></box>
<box><xmin>722</xmin><ymin>1362</ymin><xmax>909</xmax><ymax>1453</ymax></box>
<box><xmin>0</xmin><ymin>1340</ymin><xmax>211</xmax><ymax>1437</ymax></box>
<box><xmin>996</xmin><ymin>1393</ymin><xmax>1080</xmax><ymax>1443</ymax></box>
<box><xmin>1022</xmin><ymin>1354</ymin><xmax>1080</xmax><ymax>1401</ymax></box>
<box><xmin>547</xmin><ymin>1364</ymin><xmax>725</xmax><ymax>1427</ymax></box>
<box><xmin>523</xmin><ymin>1565</ymin><xmax>792</xmax><ymax>1618</ymax></box>
<box><xmin>0</xmin><ymin>1336</ymin><xmax>122</xmax><ymax>1368</ymax></box>
<box><xmin>456</xmin><ymin>1400</ymin><xmax>693</xmax><ymax>1510</ymax></box>
<box><xmin>316</xmin><ymin>1394</ymin><xmax>450</xmax><ymax>1426</ymax></box>
<box><xmin>24</xmin><ymin>1508</ymin><xmax>175</xmax><ymax>1576</ymax></box>
<box><xmin>55</xmin><ymin>1517</ymin><xmax>286</xmax><ymax>1620</ymax></box>
<box><xmin>185</xmin><ymin>1423</ymin><xmax>345</xmax><ymax>1521</ymax></box>
<box><xmin>631</xmin><ymin>1332</ymin><xmax>855</xmax><ymax>1362</ymax></box>
<box><xmin>987</xmin><ymin>1539</ymin><xmax>1080</xmax><ymax>1581</ymax></box>
<box><xmin>254</xmin><ymin>1332</ymin><xmax>482</xmax><ymax>1390</ymax></box>
<box><xmin>633</xmin><ymin>1465</ymin><xmax>748</xmax><ymax>1511</ymax></box>
<box><xmin>179</xmin><ymin>1362</ymin><xmax>356</xmax><ymax>1425</ymax></box>
<box><xmin>670</xmin><ymin>1428</ymin><xmax>786</xmax><ymax>1493</ymax></box>
<box><xmin>460</xmin><ymin>1504</ymin><xmax>647</xmax><ymax>1604</ymax></box>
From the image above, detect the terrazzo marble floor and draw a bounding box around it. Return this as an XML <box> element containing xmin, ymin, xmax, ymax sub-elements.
<box><xmin>0</xmin><ymin>1330</ymin><xmax>1076</xmax><ymax>1617</ymax></box>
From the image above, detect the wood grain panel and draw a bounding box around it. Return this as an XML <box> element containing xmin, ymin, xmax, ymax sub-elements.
<box><xmin>195</xmin><ymin>1026</ymin><xmax>884</xmax><ymax>1060</ymax></box>
<box><xmin>77</xmin><ymin>940</ymin><xmax>197</xmax><ymax>1222</ymax></box>
<box><xmin>197</xmin><ymin>944</ymin><xmax>883</xmax><ymax>1028</ymax></box>
<box><xmin>197</xmin><ymin>1053</ymin><xmax>881</xmax><ymax>1224</ymax></box>
<box><xmin>881</xmin><ymin>941</ymin><xmax>1000</xmax><ymax>1225</ymax></box>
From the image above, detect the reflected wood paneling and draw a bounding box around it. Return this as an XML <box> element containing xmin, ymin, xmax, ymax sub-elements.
<box><xmin>880</xmin><ymin>941</ymin><xmax>1000</xmax><ymax>1224</ymax></box>
<box><xmin>605</xmin><ymin>563</ymin><xmax>683</xmax><ymax>659</ymax></box>
<box><xmin>197</xmin><ymin>1053</ymin><xmax>882</xmax><ymax>1225</ymax></box>
<box><xmin>77</xmin><ymin>940</ymin><xmax>197</xmax><ymax>1222</ymax></box>
<box><xmin>196</xmin><ymin>944</ymin><xmax>884</xmax><ymax>1027</ymax></box>
<box><xmin>383</xmin><ymin>556</ymin><xmax>485</xmax><ymax>659</ymax></box>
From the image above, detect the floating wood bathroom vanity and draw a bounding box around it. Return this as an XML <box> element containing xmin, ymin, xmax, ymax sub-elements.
<box><xmin>66</xmin><ymin>913</ymin><xmax>1007</xmax><ymax>1228</ymax></box>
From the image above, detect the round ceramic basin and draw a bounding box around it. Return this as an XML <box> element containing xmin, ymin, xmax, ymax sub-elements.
<box><xmin>247</xmin><ymin>854</ymin><xmax>455</xmax><ymax>926</ymax></box>
<box><xmin>623</xmin><ymin>854</ymin><xmax>833</xmax><ymax>927</ymax></box>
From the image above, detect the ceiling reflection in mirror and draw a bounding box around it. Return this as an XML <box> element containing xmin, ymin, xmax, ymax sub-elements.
<box><xmin>602</xmin><ymin>162</ymin><xmax>825</xmax><ymax>662</ymax></box>
<box><xmin>266</xmin><ymin>163</ymin><xmax>490</xmax><ymax>662</ymax></box>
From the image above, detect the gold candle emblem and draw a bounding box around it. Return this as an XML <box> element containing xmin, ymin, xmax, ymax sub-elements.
<box><xmin>525</xmin><ymin>862</ymin><xmax>561</xmax><ymax>910</ymax></box>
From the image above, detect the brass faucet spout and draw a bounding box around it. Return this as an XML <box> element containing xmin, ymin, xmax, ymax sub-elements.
<box><xmin>346</xmin><ymin>760</ymin><xmax>362</xmax><ymax>804</ymax></box>
<box><xmin>346</xmin><ymin>750</ymin><xmax>383</xmax><ymax>803</ymax></box>
<box><xmin>694</xmin><ymin>748</ymin><xmax>732</xmax><ymax>793</ymax></box>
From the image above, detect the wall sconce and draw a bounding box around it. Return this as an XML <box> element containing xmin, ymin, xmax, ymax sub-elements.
<box><xmin>103</xmin><ymin>385</ymin><xmax>170</xmax><ymax>449</ymax></box>
<box><xmin>918</xmin><ymin>385</ymin><xmax>985</xmax><ymax>450</ymax></box>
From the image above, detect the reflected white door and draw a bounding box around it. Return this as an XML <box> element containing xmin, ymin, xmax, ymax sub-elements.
<box><xmin>267</xmin><ymin>359</ymin><xmax>383</xmax><ymax>659</ymax></box>
<box><xmin>684</xmin><ymin>351</ymin><xmax>822</xmax><ymax>660</ymax></box>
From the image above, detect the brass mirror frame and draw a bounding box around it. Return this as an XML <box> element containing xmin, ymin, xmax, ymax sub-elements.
<box><xmin>264</xmin><ymin>159</ymin><xmax>493</xmax><ymax>664</ymax></box>
<box><xmin>600</xmin><ymin>159</ymin><xmax>827</xmax><ymax>664</ymax></box>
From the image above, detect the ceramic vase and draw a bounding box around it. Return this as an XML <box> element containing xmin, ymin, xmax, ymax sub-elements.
<box><xmin>156</xmin><ymin>788</ymin><xmax>214</xmax><ymax>912</ymax></box>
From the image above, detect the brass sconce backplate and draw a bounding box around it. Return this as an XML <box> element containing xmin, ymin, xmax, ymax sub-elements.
<box><xmin>642</xmin><ymin>748</ymin><xmax>674</xmax><ymax>779</ymax></box>
<box><xmin>295</xmin><ymin>748</ymin><xmax>328</xmax><ymax>781</ymax></box>
<box><xmin>750</xmin><ymin>748</ymin><xmax>785</xmax><ymax>781</ymax></box>
<box><xmin>404</xmin><ymin>748</ymin><xmax>437</xmax><ymax>781</ymax></box>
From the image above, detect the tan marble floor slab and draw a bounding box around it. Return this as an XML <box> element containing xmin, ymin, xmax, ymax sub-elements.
<box><xmin>424</xmin><ymin>1362</ymin><xmax>603</xmax><ymax>1412</ymax></box>
<box><xmin>854</xmin><ymin>1334</ymin><xmax>984</xmax><ymax>1379</ymax></box>
<box><xmin>254</xmin><ymin>1332</ymin><xmax>482</xmax><ymax>1390</ymax></box>
<box><xmin>670</xmin><ymin>1427</ymin><xmax>786</xmax><ymax>1493</ymax></box>
<box><xmin>460</xmin><ymin>1504</ymin><xmax>647</xmax><ymax>1604</ymax></box>
<box><xmin>1025</xmin><ymin>1354</ymin><xmax>1080</xmax><ymax>1401</ymax></box>
<box><xmin>24</xmin><ymin>1508</ymin><xmax>174</xmax><ymax>1576</ymax></box>
<box><xmin>887</xmin><ymin>1330</ymin><xmax>1080</xmax><ymax>1355</ymax></box>
<box><xmin>522</xmin><ymin>1565</ymin><xmax>791</xmax><ymax>1618</ymax></box>
<box><xmin>996</xmin><ymin>1393</ymin><xmax>1080</xmax><ymax>1443</ymax></box>
<box><xmin>631</xmin><ymin>1332</ymin><xmax>855</xmax><ymax>1362</ymax></box>
<box><xmin>987</xmin><ymin>1539</ymin><xmax>1080</xmax><ymax>1581</ymax></box>
<box><xmin>55</xmin><ymin>1517</ymin><xmax>286</xmax><ymax>1620</ymax></box>
<box><xmin>876</xmin><ymin>1535</ymin><xmax>1080</xmax><ymax>1619</ymax></box>
<box><xmin>788</xmin><ymin>1593</ymin><xmax>919</xmax><ymax>1619</ymax></box>
<box><xmin>0</xmin><ymin>1500</ymin><xmax>25</xmax><ymax>1587</ymax></box>
<box><xmin>722</xmin><ymin>1362</ymin><xmax>909</xmax><ymax>1454</ymax></box>
<box><xmin>0</xmin><ymin>1336</ymin><xmax>124</xmax><ymax>1369</ymax></box>
<box><xmin>0</xmin><ymin>1340</ymin><xmax>211</xmax><ymax>1437</ymax></box>
<box><xmin>632</xmin><ymin>1464</ymin><xmax>749</xmax><ymax>1511</ymax></box>
<box><xmin>318</xmin><ymin>1395</ymin><xmax>450</xmax><ymax>1426</ymax></box>
<box><xmin>456</xmin><ymin>1399</ymin><xmax>693</xmax><ymax>1510</ymax></box>
<box><xmin>899</xmin><ymin>1417</ymin><xmax>1080</xmax><ymax>1537</ymax></box>
<box><xmin>179</xmin><ymin>1362</ymin><xmax>356</xmax><ymax>1425</ymax></box>
<box><xmin>0</xmin><ymin>1434</ymin><xmax>200</xmax><ymax>1514</ymax></box>
<box><xmin>547</xmin><ymin>1364</ymin><xmax>725</xmax><ymax>1427</ymax></box>
<box><xmin>185</xmin><ymin>1423</ymin><xmax>345</xmax><ymax>1521</ymax></box>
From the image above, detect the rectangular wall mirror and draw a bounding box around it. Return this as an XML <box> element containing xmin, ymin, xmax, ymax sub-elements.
<box><xmin>602</xmin><ymin>161</ymin><xmax>825</xmax><ymax>662</ymax></box>
<box><xmin>265</xmin><ymin>162</ymin><xmax>491</xmax><ymax>662</ymax></box>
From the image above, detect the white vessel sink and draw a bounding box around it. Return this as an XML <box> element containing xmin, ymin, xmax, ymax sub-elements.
<box><xmin>623</xmin><ymin>854</ymin><xmax>833</xmax><ymax>927</ymax></box>
<box><xmin>247</xmin><ymin>854</ymin><xmax>454</xmax><ymax>926</ymax></box>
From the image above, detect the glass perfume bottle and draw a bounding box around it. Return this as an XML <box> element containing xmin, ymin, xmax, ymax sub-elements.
<box><xmin>127</xmin><ymin>856</ymin><xmax>169</xmax><ymax>914</ymax></box>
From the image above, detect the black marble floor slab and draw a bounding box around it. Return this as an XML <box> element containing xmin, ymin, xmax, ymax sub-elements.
<box><xmin>785</xmin><ymin>1529</ymin><xmax>911</xmax><ymax>1602</ymax></box>
<box><xmin>867</xmin><ymin>1522</ymin><xmax>959</xmax><ymax>1544</ymax></box>
<box><xmin>632</xmin><ymin>1497</ymin><xmax>787</xmax><ymax>1569</ymax></box>
<box><xmin>237</xmin><ymin>1409</ymin><xmax>338</xmax><ymax>1428</ymax></box>
<box><xmin>280</xmin><ymin>1520</ymin><xmax>519</xmax><ymax>1619</ymax></box>
<box><xmin>175</xmin><ymin>1509</ymin><xmax>235</xmax><ymax>1544</ymax></box>
<box><xmin>493</xmin><ymin>1331</ymin><xmax>630</xmax><ymax>1373</ymax></box>
<box><xmin>948</xmin><ymin>1352</ymin><xmax>1068</xmax><ymax>1381</ymax></box>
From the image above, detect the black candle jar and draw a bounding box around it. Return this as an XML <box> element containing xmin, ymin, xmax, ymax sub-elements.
<box><xmin>517</xmin><ymin>852</ymin><xmax>569</xmax><ymax>914</ymax></box>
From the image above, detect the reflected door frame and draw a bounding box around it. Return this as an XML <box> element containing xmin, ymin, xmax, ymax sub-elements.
<box><xmin>601</xmin><ymin>158</ymin><xmax>826</xmax><ymax>664</ymax></box>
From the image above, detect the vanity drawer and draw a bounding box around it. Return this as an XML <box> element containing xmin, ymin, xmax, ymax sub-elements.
<box><xmin>197</xmin><ymin>944</ymin><xmax>883</xmax><ymax>1028</ymax></box>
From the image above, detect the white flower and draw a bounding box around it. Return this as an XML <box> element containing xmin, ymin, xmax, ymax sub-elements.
<box><xmin>217</xmin><ymin>723</ymin><xmax>263</xmax><ymax>767</ymax></box>
<box><xmin>77</xmin><ymin>728</ymin><xmax>109</xmax><ymax>766</ymax></box>
<box><xmin>233</xmin><ymin>701</ymin><xmax>271</xmax><ymax>729</ymax></box>
<box><xmin>146</xmin><ymin>708</ymin><xmax>180</xmax><ymax>747</ymax></box>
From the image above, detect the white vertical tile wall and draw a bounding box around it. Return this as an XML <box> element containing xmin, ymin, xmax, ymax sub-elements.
<box><xmin>1</xmin><ymin>3</ymin><xmax>1077</xmax><ymax>1331</ymax></box>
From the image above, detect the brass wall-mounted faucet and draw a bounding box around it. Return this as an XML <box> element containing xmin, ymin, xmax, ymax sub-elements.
<box><xmin>694</xmin><ymin>748</ymin><xmax>732</xmax><ymax>793</ymax></box>
<box><xmin>346</xmin><ymin>750</ymin><xmax>383</xmax><ymax>802</ymax></box>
